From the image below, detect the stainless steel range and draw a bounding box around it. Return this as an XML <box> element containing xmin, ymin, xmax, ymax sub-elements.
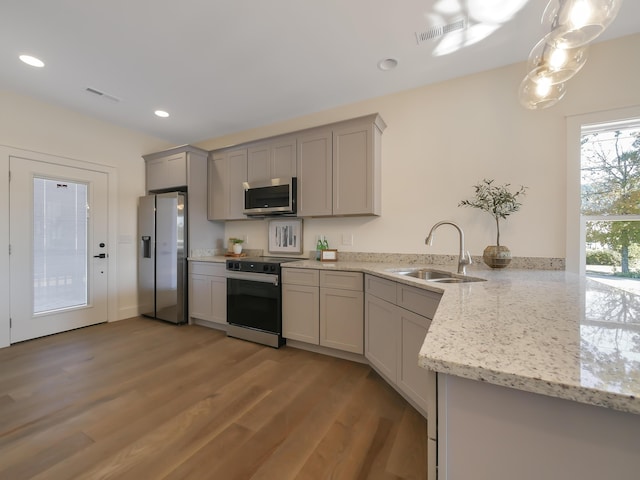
<box><xmin>226</xmin><ymin>257</ymin><xmax>298</xmax><ymax>348</ymax></box>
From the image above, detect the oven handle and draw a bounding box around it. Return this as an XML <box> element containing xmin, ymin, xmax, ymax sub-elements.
<box><xmin>226</xmin><ymin>271</ymin><xmax>279</xmax><ymax>286</ymax></box>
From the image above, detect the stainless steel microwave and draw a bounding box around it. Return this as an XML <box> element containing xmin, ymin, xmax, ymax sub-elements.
<box><xmin>243</xmin><ymin>177</ymin><xmax>297</xmax><ymax>216</ymax></box>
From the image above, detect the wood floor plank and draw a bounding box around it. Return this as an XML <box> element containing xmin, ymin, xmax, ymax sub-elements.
<box><xmin>0</xmin><ymin>317</ymin><xmax>429</xmax><ymax>480</ymax></box>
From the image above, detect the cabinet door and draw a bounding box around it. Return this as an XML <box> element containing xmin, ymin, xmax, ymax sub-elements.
<box><xmin>210</xmin><ymin>275</ymin><xmax>227</xmax><ymax>325</ymax></box>
<box><xmin>146</xmin><ymin>152</ymin><xmax>187</xmax><ymax>192</ymax></box>
<box><xmin>399</xmin><ymin>308</ymin><xmax>432</xmax><ymax>413</ymax></box>
<box><xmin>208</xmin><ymin>152</ymin><xmax>227</xmax><ymax>221</ymax></box>
<box><xmin>282</xmin><ymin>283</ymin><xmax>319</xmax><ymax>344</ymax></box>
<box><xmin>365</xmin><ymin>293</ymin><xmax>400</xmax><ymax>382</ymax></box>
<box><xmin>247</xmin><ymin>137</ymin><xmax>296</xmax><ymax>182</ymax></box>
<box><xmin>247</xmin><ymin>144</ymin><xmax>271</xmax><ymax>182</ymax></box>
<box><xmin>271</xmin><ymin>137</ymin><xmax>296</xmax><ymax>179</ymax></box>
<box><xmin>189</xmin><ymin>274</ymin><xmax>213</xmax><ymax>321</ymax></box>
<box><xmin>297</xmin><ymin>129</ymin><xmax>332</xmax><ymax>217</ymax></box>
<box><xmin>332</xmin><ymin>123</ymin><xmax>372</xmax><ymax>216</ymax></box>
<box><xmin>227</xmin><ymin>149</ymin><xmax>248</xmax><ymax>220</ymax></box>
<box><xmin>208</xmin><ymin>148</ymin><xmax>247</xmax><ymax>221</ymax></box>
<box><xmin>332</xmin><ymin>118</ymin><xmax>384</xmax><ymax>216</ymax></box>
<box><xmin>320</xmin><ymin>287</ymin><xmax>363</xmax><ymax>354</ymax></box>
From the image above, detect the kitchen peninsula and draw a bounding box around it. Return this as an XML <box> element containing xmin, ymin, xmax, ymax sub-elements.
<box><xmin>189</xmin><ymin>255</ymin><xmax>640</xmax><ymax>479</ymax></box>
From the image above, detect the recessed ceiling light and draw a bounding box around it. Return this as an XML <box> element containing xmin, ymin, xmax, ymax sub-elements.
<box><xmin>19</xmin><ymin>54</ymin><xmax>45</xmax><ymax>68</ymax></box>
<box><xmin>154</xmin><ymin>110</ymin><xmax>170</xmax><ymax>118</ymax></box>
<box><xmin>377</xmin><ymin>58</ymin><xmax>398</xmax><ymax>71</ymax></box>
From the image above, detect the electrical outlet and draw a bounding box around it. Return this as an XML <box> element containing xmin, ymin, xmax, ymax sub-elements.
<box><xmin>341</xmin><ymin>233</ymin><xmax>353</xmax><ymax>246</ymax></box>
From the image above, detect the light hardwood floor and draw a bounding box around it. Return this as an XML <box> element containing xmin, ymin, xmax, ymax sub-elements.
<box><xmin>0</xmin><ymin>317</ymin><xmax>428</xmax><ymax>479</ymax></box>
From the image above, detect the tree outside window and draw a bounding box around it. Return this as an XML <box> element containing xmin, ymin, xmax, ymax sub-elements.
<box><xmin>581</xmin><ymin>123</ymin><xmax>640</xmax><ymax>276</ymax></box>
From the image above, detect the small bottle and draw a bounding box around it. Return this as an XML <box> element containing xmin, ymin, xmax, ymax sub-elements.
<box><xmin>322</xmin><ymin>236</ymin><xmax>329</xmax><ymax>250</ymax></box>
<box><xmin>316</xmin><ymin>238</ymin><xmax>323</xmax><ymax>260</ymax></box>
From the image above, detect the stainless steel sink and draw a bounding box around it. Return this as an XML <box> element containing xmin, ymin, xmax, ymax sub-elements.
<box><xmin>392</xmin><ymin>268</ymin><xmax>485</xmax><ymax>283</ymax></box>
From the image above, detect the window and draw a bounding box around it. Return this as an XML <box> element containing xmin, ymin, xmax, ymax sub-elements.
<box><xmin>582</xmin><ymin>123</ymin><xmax>640</xmax><ymax>278</ymax></box>
<box><xmin>567</xmin><ymin>106</ymin><xmax>640</xmax><ymax>283</ymax></box>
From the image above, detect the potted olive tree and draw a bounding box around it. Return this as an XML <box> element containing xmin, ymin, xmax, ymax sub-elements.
<box><xmin>459</xmin><ymin>179</ymin><xmax>527</xmax><ymax>268</ymax></box>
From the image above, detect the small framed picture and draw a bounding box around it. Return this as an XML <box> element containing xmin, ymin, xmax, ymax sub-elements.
<box><xmin>320</xmin><ymin>249</ymin><xmax>338</xmax><ymax>262</ymax></box>
<box><xmin>268</xmin><ymin>218</ymin><xmax>303</xmax><ymax>254</ymax></box>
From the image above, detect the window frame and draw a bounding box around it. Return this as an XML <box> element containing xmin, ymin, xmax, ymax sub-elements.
<box><xmin>566</xmin><ymin>105</ymin><xmax>640</xmax><ymax>274</ymax></box>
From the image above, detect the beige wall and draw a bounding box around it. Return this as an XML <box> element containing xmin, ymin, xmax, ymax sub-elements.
<box><xmin>0</xmin><ymin>90</ymin><xmax>172</xmax><ymax>322</ymax></box>
<box><xmin>0</xmin><ymin>33</ymin><xmax>638</xmax><ymax>340</ymax></box>
<box><xmin>197</xmin><ymin>33</ymin><xmax>640</xmax><ymax>260</ymax></box>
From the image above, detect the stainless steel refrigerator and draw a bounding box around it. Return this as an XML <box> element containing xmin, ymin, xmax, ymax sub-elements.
<box><xmin>138</xmin><ymin>191</ymin><xmax>187</xmax><ymax>324</ymax></box>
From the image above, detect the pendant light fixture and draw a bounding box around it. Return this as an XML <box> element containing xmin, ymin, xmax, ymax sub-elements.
<box><xmin>543</xmin><ymin>0</ymin><xmax>623</xmax><ymax>48</ymax></box>
<box><xmin>518</xmin><ymin>0</ymin><xmax>623</xmax><ymax>110</ymax></box>
<box><xmin>518</xmin><ymin>75</ymin><xmax>567</xmax><ymax>110</ymax></box>
<box><xmin>526</xmin><ymin>33</ymin><xmax>589</xmax><ymax>84</ymax></box>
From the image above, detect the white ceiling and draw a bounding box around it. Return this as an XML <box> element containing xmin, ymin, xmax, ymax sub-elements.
<box><xmin>1</xmin><ymin>0</ymin><xmax>639</xmax><ymax>145</ymax></box>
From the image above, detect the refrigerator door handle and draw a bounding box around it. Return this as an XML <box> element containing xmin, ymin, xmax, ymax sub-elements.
<box><xmin>142</xmin><ymin>236</ymin><xmax>152</xmax><ymax>258</ymax></box>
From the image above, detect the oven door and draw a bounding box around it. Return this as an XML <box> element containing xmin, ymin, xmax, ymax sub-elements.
<box><xmin>226</xmin><ymin>272</ymin><xmax>281</xmax><ymax>334</ymax></box>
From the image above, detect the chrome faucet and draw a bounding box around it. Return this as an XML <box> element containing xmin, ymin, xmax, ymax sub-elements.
<box><xmin>425</xmin><ymin>221</ymin><xmax>472</xmax><ymax>275</ymax></box>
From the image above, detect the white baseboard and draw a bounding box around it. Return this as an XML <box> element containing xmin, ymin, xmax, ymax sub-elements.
<box><xmin>116</xmin><ymin>306</ymin><xmax>139</xmax><ymax>321</ymax></box>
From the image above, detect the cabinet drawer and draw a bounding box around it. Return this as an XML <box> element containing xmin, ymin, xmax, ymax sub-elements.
<box><xmin>282</xmin><ymin>268</ymin><xmax>319</xmax><ymax>286</ymax></box>
<box><xmin>190</xmin><ymin>262</ymin><xmax>226</xmax><ymax>276</ymax></box>
<box><xmin>320</xmin><ymin>271</ymin><xmax>362</xmax><ymax>291</ymax></box>
<box><xmin>397</xmin><ymin>284</ymin><xmax>442</xmax><ymax>319</ymax></box>
<box><xmin>364</xmin><ymin>274</ymin><xmax>396</xmax><ymax>303</ymax></box>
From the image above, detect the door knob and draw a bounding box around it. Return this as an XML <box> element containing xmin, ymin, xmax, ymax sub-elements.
<box><xmin>93</xmin><ymin>253</ymin><xmax>107</xmax><ymax>258</ymax></box>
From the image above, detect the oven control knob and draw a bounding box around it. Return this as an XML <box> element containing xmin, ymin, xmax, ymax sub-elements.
<box><xmin>270</xmin><ymin>265</ymin><xmax>276</xmax><ymax>272</ymax></box>
<box><xmin>263</xmin><ymin>265</ymin><xmax>269</xmax><ymax>272</ymax></box>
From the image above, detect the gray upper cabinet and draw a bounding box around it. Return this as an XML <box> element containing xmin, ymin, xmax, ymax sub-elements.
<box><xmin>145</xmin><ymin>152</ymin><xmax>188</xmax><ymax>192</ymax></box>
<box><xmin>208</xmin><ymin>113</ymin><xmax>385</xmax><ymax>221</ymax></box>
<box><xmin>247</xmin><ymin>136</ymin><xmax>296</xmax><ymax>182</ymax></box>
<box><xmin>207</xmin><ymin>148</ymin><xmax>247</xmax><ymax>221</ymax></box>
<box><xmin>297</xmin><ymin>114</ymin><xmax>386</xmax><ymax>218</ymax></box>
<box><xmin>332</xmin><ymin>115</ymin><xmax>385</xmax><ymax>216</ymax></box>
<box><xmin>296</xmin><ymin>128</ymin><xmax>333</xmax><ymax>217</ymax></box>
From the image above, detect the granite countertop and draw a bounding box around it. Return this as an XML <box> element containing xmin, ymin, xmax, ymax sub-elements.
<box><xmin>190</xmin><ymin>255</ymin><xmax>640</xmax><ymax>415</ymax></box>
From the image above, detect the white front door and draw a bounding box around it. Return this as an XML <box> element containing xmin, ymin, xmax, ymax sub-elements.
<box><xmin>9</xmin><ymin>156</ymin><xmax>109</xmax><ymax>342</ymax></box>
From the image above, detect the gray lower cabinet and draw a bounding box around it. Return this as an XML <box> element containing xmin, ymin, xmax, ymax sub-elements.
<box><xmin>282</xmin><ymin>269</ymin><xmax>320</xmax><ymax>343</ymax></box>
<box><xmin>320</xmin><ymin>271</ymin><xmax>364</xmax><ymax>354</ymax></box>
<box><xmin>189</xmin><ymin>262</ymin><xmax>227</xmax><ymax>325</ymax></box>
<box><xmin>364</xmin><ymin>274</ymin><xmax>441</xmax><ymax>416</ymax></box>
<box><xmin>282</xmin><ymin>269</ymin><xmax>363</xmax><ymax>354</ymax></box>
<box><xmin>365</xmin><ymin>293</ymin><xmax>400</xmax><ymax>382</ymax></box>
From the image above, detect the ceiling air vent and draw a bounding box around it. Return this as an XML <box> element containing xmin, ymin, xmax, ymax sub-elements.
<box><xmin>85</xmin><ymin>87</ymin><xmax>120</xmax><ymax>103</ymax></box>
<box><xmin>416</xmin><ymin>18</ymin><xmax>466</xmax><ymax>44</ymax></box>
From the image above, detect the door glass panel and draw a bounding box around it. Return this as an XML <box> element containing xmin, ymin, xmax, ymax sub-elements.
<box><xmin>33</xmin><ymin>177</ymin><xmax>88</xmax><ymax>314</ymax></box>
